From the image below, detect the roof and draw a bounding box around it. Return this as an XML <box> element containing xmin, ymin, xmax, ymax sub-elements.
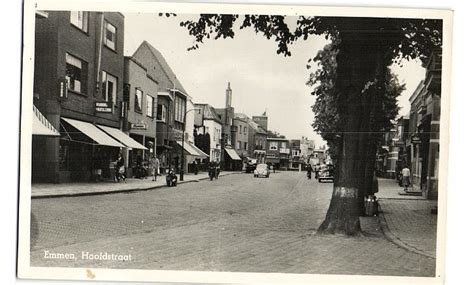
<box><xmin>133</xmin><ymin>41</ymin><xmax>188</xmax><ymax>97</ymax></box>
<box><xmin>267</xmin><ymin>137</ymin><xmax>289</xmax><ymax>142</ymax></box>
<box><xmin>234</xmin><ymin>113</ymin><xmax>250</xmax><ymax>120</ymax></box>
<box><xmin>195</xmin><ymin>103</ymin><xmax>222</xmax><ymax>123</ymax></box>
<box><xmin>248</xmin><ymin>120</ymin><xmax>267</xmax><ymax>135</ymax></box>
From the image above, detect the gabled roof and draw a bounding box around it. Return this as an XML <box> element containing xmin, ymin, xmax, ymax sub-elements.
<box><xmin>195</xmin><ymin>103</ymin><xmax>222</xmax><ymax>123</ymax></box>
<box><xmin>133</xmin><ymin>41</ymin><xmax>188</xmax><ymax>96</ymax></box>
<box><xmin>248</xmin><ymin>120</ymin><xmax>267</xmax><ymax>135</ymax></box>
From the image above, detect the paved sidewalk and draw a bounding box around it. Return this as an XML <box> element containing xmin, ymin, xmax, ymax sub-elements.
<box><xmin>31</xmin><ymin>171</ymin><xmax>241</xmax><ymax>198</ymax></box>
<box><xmin>375</xmin><ymin>178</ymin><xmax>438</xmax><ymax>258</ymax></box>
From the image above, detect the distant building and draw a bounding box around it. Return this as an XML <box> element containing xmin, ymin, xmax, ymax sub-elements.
<box><xmin>266</xmin><ymin>137</ymin><xmax>290</xmax><ymax>169</ymax></box>
<box><xmin>195</xmin><ymin>104</ymin><xmax>223</xmax><ymax>163</ymax></box>
<box><xmin>233</xmin><ymin>113</ymin><xmax>249</xmax><ymax>158</ymax></box>
<box><xmin>289</xmin><ymin>139</ymin><xmax>302</xmax><ymax>169</ymax></box>
<box><xmin>214</xmin><ymin>83</ymin><xmax>241</xmax><ymax>170</ymax></box>
<box><xmin>252</xmin><ymin>112</ymin><xmax>268</xmax><ymax>131</ymax></box>
<box><xmin>248</xmin><ymin>120</ymin><xmax>267</xmax><ymax>163</ymax></box>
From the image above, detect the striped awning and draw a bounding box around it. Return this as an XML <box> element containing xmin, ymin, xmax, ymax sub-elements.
<box><xmin>32</xmin><ymin>105</ymin><xmax>60</xmax><ymax>136</ymax></box>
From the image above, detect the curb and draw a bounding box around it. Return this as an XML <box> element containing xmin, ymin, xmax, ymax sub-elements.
<box><xmin>32</xmin><ymin>172</ymin><xmax>243</xmax><ymax>199</ymax></box>
<box><xmin>377</xmin><ymin>201</ymin><xmax>436</xmax><ymax>259</ymax></box>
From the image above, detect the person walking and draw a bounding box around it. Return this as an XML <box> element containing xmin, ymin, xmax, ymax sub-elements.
<box><xmin>114</xmin><ymin>153</ymin><xmax>125</xmax><ymax>182</ymax></box>
<box><xmin>150</xmin><ymin>156</ymin><xmax>160</xmax><ymax>181</ymax></box>
<box><xmin>192</xmin><ymin>160</ymin><xmax>198</xmax><ymax>175</ymax></box>
<box><xmin>401</xmin><ymin>165</ymin><xmax>411</xmax><ymax>191</ymax></box>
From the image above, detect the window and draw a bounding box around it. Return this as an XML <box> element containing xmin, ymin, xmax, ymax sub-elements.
<box><xmin>101</xmin><ymin>71</ymin><xmax>117</xmax><ymax>104</ymax></box>
<box><xmin>174</xmin><ymin>96</ymin><xmax>186</xmax><ymax>123</ymax></box>
<box><xmin>281</xmin><ymin>142</ymin><xmax>287</xmax><ymax>149</ymax></box>
<box><xmin>66</xmin><ymin>53</ymin><xmax>87</xmax><ymax>94</ymax></box>
<box><xmin>269</xmin><ymin>142</ymin><xmax>278</xmax><ymax>150</ymax></box>
<box><xmin>135</xmin><ymin>89</ymin><xmax>143</xmax><ymax>113</ymax></box>
<box><xmin>104</xmin><ymin>21</ymin><xmax>117</xmax><ymax>50</ymax></box>
<box><xmin>239</xmin><ymin>125</ymin><xmax>242</xmax><ymax>134</ymax></box>
<box><xmin>146</xmin><ymin>95</ymin><xmax>154</xmax><ymax>117</ymax></box>
<box><xmin>70</xmin><ymin>11</ymin><xmax>88</xmax><ymax>32</ymax></box>
<box><xmin>244</xmin><ymin>142</ymin><xmax>248</xmax><ymax>150</ymax></box>
<box><xmin>237</xmin><ymin>141</ymin><xmax>241</xmax><ymax>150</ymax></box>
<box><xmin>156</xmin><ymin>104</ymin><xmax>167</xmax><ymax>122</ymax></box>
<box><xmin>244</xmin><ymin>127</ymin><xmax>247</xmax><ymax>135</ymax></box>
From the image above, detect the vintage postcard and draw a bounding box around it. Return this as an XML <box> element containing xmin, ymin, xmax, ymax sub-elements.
<box><xmin>18</xmin><ymin>0</ymin><xmax>452</xmax><ymax>283</ymax></box>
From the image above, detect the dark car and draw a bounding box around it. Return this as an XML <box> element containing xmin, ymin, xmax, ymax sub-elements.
<box><xmin>244</xmin><ymin>159</ymin><xmax>257</xmax><ymax>173</ymax></box>
<box><xmin>318</xmin><ymin>164</ymin><xmax>334</xmax><ymax>183</ymax></box>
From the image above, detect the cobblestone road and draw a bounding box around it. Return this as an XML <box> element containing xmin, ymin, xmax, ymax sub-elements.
<box><xmin>30</xmin><ymin>172</ymin><xmax>436</xmax><ymax>276</ymax></box>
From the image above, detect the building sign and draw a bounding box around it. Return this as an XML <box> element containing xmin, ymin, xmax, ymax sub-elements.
<box><xmin>95</xmin><ymin>101</ymin><xmax>113</xmax><ymax>113</ymax></box>
<box><xmin>131</xmin><ymin>122</ymin><xmax>148</xmax><ymax>130</ymax></box>
<box><xmin>411</xmin><ymin>135</ymin><xmax>422</xmax><ymax>144</ymax></box>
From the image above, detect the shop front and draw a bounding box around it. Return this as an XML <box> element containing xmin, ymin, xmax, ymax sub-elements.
<box><xmin>57</xmin><ymin>117</ymin><xmax>126</xmax><ymax>182</ymax></box>
<box><xmin>224</xmin><ymin>147</ymin><xmax>242</xmax><ymax>171</ymax></box>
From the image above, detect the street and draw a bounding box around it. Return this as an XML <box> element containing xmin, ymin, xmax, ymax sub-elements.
<box><xmin>30</xmin><ymin>171</ymin><xmax>435</xmax><ymax>276</ymax></box>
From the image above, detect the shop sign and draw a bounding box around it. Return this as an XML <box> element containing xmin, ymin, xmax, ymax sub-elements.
<box><xmin>131</xmin><ymin>122</ymin><xmax>147</xmax><ymax>130</ymax></box>
<box><xmin>95</xmin><ymin>101</ymin><xmax>113</xmax><ymax>113</ymax></box>
<box><xmin>411</xmin><ymin>135</ymin><xmax>422</xmax><ymax>144</ymax></box>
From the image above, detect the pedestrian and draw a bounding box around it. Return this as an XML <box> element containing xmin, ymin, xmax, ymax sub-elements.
<box><xmin>150</xmin><ymin>155</ymin><xmax>160</xmax><ymax>181</ymax></box>
<box><xmin>192</xmin><ymin>160</ymin><xmax>198</xmax><ymax>175</ymax></box>
<box><xmin>401</xmin><ymin>165</ymin><xmax>411</xmax><ymax>191</ymax></box>
<box><xmin>307</xmin><ymin>163</ymin><xmax>312</xmax><ymax>179</ymax></box>
<box><xmin>114</xmin><ymin>152</ymin><xmax>125</xmax><ymax>182</ymax></box>
<box><xmin>215</xmin><ymin>161</ymin><xmax>220</xmax><ymax>179</ymax></box>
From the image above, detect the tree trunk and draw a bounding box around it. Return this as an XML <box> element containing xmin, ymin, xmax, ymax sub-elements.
<box><xmin>318</xmin><ymin>24</ymin><xmax>383</xmax><ymax>235</ymax></box>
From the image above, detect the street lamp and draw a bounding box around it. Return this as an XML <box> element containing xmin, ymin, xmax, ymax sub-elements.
<box><xmin>180</xmin><ymin>108</ymin><xmax>199</xmax><ymax>181</ymax></box>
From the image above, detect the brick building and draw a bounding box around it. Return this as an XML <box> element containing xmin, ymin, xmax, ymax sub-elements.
<box><xmin>407</xmin><ymin>50</ymin><xmax>442</xmax><ymax>200</ymax></box>
<box><xmin>130</xmin><ymin>41</ymin><xmax>202</xmax><ymax>174</ymax></box>
<box><xmin>32</xmin><ymin>11</ymin><xmax>140</xmax><ymax>183</ymax></box>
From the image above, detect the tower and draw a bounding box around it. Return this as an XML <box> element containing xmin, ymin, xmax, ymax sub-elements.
<box><xmin>225</xmin><ymin>82</ymin><xmax>232</xmax><ymax>108</ymax></box>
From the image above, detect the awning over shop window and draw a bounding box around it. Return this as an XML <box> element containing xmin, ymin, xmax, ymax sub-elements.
<box><xmin>225</xmin><ymin>148</ymin><xmax>241</xmax><ymax>161</ymax></box>
<box><xmin>176</xmin><ymin>141</ymin><xmax>208</xmax><ymax>158</ymax></box>
<box><xmin>61</xmin><ymin>118</ymin><xmax>125</xmax><ymax>148</ymax></box>
<box><xmin>96</xmin><ymin>124</ymin><xmax>148</xmax><ymax>150</ymax></box>
<box><xmin>33</xmin><ymin>105</ymin><xmax>60</xmax><ymax>136</ymax></box>
<box><xmin>188</xmin><ymin>143</ymin><xmax>209</xmax><ymax>158</ymax></box>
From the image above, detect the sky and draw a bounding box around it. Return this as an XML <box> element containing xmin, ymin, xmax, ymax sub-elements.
<box><xmin>123</xmin><ymin>13</ymin><xmax>426</xmax><ymax>148</ymax></box>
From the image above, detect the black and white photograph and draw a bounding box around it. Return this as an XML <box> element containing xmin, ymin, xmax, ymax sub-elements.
<box><xmin>17</xmin><ymin>0</ymin><xmax>452</xmax><ymax>283</ymax></box>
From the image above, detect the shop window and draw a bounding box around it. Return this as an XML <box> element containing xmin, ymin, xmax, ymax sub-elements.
<box><xmin>101</xmin><ymin>71</ymin><xmax>117</xmax><ymax>105</ymax></box>
<box><xmin>66</xmin><ymin>53</ymin><xmax>88</xmax><ymax>94</ymax></box>
<box><xmin>104</xmin><ymin>21</ymin><xmax>116</xmax><ymax>50</ymax></box>
<box><xmin>146</xmin><ymin>95</ymin><xmax>154</xmax><ymax>117</ymax></box>
<box><xmin>135</xmin><ymin>88</ymin><xmax>143</xmax><ymax>113</ymax></box>
<box><xmin>70</xmin><ymin>11</ymin><xmax>88</xmax><ymax>33</ymax></box>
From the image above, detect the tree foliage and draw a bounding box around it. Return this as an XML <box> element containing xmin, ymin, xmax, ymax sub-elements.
<box><xmin>176</xmin><ymin>13</ymin><xmax>441</xmax><ymax>235</ymax></box>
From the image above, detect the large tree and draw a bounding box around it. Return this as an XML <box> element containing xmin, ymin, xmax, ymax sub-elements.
<box><xmin>176</xmin><ymin>13</ymin><xmax>442</xmax><ymax>235</ymax></box>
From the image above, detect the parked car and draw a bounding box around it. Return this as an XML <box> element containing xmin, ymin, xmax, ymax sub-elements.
<box><xmin>318</xmin><ymin>164</ymin><xmax>334</xmax><ymax>183</ymax></box>
<box><xmin>244</xmin><ymin>159</ymin><xmax>257</xmax><ymax>173</ymax></box>
<box><xmin>254</xmin><ymin>163</ymin><xmax>270</xmax><ymax>178</ymax></box>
